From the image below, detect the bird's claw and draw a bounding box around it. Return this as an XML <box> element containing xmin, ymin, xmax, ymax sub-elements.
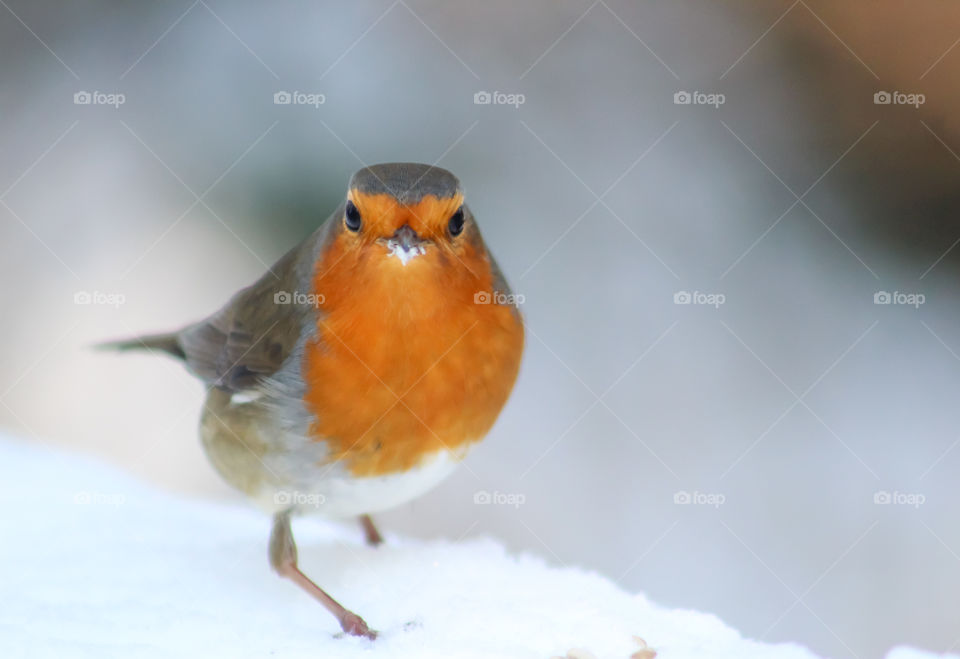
<box><xmin>340</xmin><ymin>612</ymin><xmax>377</xmax><ymax>640</ymax></box>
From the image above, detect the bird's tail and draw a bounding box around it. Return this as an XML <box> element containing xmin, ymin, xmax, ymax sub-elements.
<box><xmin>94</xmin><ymin>332</ymin><xmax>186</xmax><ymax>361</ymax></box>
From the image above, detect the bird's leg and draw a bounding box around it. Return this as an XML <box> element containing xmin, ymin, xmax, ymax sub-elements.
<box><xmin>269</xmin><ymin>511</ymin><xmax>376</xmax><ymax>639</ymax></box>
<box><xmin>359</xmin><ymin>514</ymin><xmax>384</xmax><ymax>547</ymax></box>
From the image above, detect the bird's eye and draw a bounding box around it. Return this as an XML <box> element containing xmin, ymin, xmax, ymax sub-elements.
<box><xmin>448</xmin><ymin>207</ymin><xmax>465</xmax><ymax>236</ymax></box>
<box><xmin>344</xmin><ymin>200</ymin><xmax>362</xmax><ymax>232</ymax></box>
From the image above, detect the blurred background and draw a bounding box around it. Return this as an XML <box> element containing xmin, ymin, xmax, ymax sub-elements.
<box><xmin>3</xmin><ymin>1</ymin><xmax>960</xmax><ymax>656</ymax></box>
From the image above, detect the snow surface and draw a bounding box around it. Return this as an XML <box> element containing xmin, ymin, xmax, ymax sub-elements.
<box><xmin>0</xmin><ymin>437</ymin><xmax>951</xmax><ymax>659</ymax></box>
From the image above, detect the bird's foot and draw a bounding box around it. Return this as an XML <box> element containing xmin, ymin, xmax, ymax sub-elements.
<box><xmin>340</xmin><ymin>611</ymin><xmax>377</xmax><ymax>640</ymax></box>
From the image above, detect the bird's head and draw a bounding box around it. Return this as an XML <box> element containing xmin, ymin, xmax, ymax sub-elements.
<box><xmin>314</xmin><ymin>163</ymin><xmax>494</xmax><ymax>313</ymax></box>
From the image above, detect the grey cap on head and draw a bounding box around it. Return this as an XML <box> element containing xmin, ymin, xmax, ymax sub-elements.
<box><xmin>349</xmin><ymin>163</ymin><xmax>462</xmax><ymax>205</ymax></box>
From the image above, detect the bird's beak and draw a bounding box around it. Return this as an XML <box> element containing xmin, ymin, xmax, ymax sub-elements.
<box><xmin>385</xmin><ymin>224</ymin><xmax>426</xmax><ymax>266</ymax></box>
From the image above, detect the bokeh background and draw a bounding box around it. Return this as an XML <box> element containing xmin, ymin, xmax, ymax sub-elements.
<box><xmin>3</xmin><ymin>1</ymin><xmax>960</xmax><ymax>656</ymax></box>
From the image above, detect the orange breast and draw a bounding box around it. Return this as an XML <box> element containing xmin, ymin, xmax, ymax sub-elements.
<box><xmin>302</xmin><ymin>233</ymin><xmax>524</xmax><ymax>477</ymax></box>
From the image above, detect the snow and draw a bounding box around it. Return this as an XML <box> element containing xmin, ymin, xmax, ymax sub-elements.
<box><xmin>0</xmin><ymin>436</ymin><xmax>952</xmax><ymax>659</ymax></box>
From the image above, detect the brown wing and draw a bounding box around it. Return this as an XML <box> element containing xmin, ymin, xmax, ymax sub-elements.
<box><xmin>177</xmin><ymin>219</ymin><xmax>334</xmax><ymax>391</ymax></box>
<box><xmin>100</xmin><ymin>215</ymin><xmax>336</xmax><ymax>392</ymax></box>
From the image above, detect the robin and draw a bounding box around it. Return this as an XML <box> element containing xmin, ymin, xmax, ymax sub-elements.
<box><xmin>100</xmin><ymin>163</ymin><xmax>524</xmax><ymax>639</ymax></box>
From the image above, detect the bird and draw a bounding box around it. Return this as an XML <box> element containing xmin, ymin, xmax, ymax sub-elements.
<box><xmin>99</xmin><ymin>163</ymin><xmax>525</xmax><ymax>639</ymax></box>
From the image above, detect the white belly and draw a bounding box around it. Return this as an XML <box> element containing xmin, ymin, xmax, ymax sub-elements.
<box><xmin>253</xmin><ymin>447</ymin><xmax>464</xmax><ymax>518</ymax></box>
